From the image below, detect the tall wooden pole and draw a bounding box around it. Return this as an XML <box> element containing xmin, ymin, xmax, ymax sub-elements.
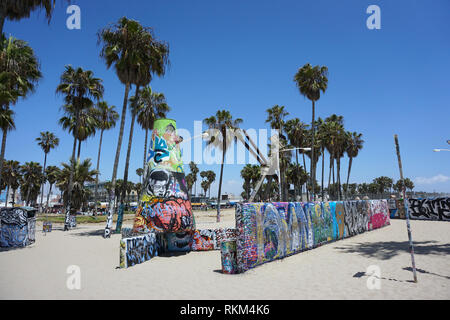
<box><xmin>394</xmin><ymin>134</ymin><xmax>417</xmax><ymax>283</ymax></box>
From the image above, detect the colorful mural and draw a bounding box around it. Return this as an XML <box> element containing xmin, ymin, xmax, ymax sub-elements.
<box><xmin>119</xmin><ymin>233</ymin><xmax>160</xmax><ymax>268</ymax></box>
<box><xmin>221</xmin><ymin>240</ymin><xmax>238</xmax><ymax>274</ymax></box>
<box><xmin>235</xmin><ymin>200</ymin><xmax>390</xmax><ymax>273</ymax></box>
<box><xmin>132</xmin><ymin>119</ymin><xmax>195</xmax><ymax>233</ymax></box>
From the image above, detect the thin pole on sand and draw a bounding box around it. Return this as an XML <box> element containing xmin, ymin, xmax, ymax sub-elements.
<box><xmin>394</xmin><ymin>134</ymin><xmax>418</xmax><ymax>283</ymax></box>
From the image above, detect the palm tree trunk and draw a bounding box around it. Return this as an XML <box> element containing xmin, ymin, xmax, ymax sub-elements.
<box><xmin>302</xmin><ymin>151</ymin><xmax>308</xmax><ymax>201</ymax></box>
<box><xmin>4</xmin><ymin>184</ymin><xmax>9</xmax><ymax>208</ymax></box>
<box><xmin>39</xmin><ymin>153</ymin><xmax>48</xmax><ymax>212</ymax></box>
<box><xmin>328</xmin><ymin>153</ymin><xmax>332</xmax><ymax>195</ymax></box>
<box><xmin>216</xmin><ymin>128</ymin><xmax>226</xmax><ymax>222</ymax></box>
<box><xmin>142</xmin><ymin>128</ymin><xmax>148</xmax><ymax>184</ymax></box>
<box><xmin>310</xmin><ymin>100</ymin><xmax>315</xmax><ymax>201</ymax></box>
<box><xmin>321</xmin><ymin>146</ymin><xmax>325</xmax><ymax>201</ymax></box>
<box><xmin>64</xmin><ymin>111</ymin><xmax>80</xmax><ymax>231</ymax></box>
<box><xmin>0</xmin><ymin>128</ymin><xmax>7</xmax><ymax>189</ymax></box>
<box><xmin>46</xmin><ymin>184</ymin><xmax>53</xmax><ymax>210</ymax></box>
<box><xmin>337</xmin><ymin>158</ymin><xmax>341</xmax><ymax>200</ymax></box>
<box><xmin>104</xmin><ymin>82</ymin><xmax>131</xmax><ymax>238</ymax></box>
<box><xmin>94</xmin><ymin>129</ymin><xmax>104</xmax><ymax>216</ymax></box>
<box><xmin>295</xmin><ymin>149</ymin><xmax>299</xmax><ymax>201</ymax></box>
<box><xmin>345</xmin><ymin>157</ymin><xmax>353</xmax><ymax>200</ymax></box>
<box><xmin>117</xmin><ymin>84</ymin><xmax>139</xmax><ymax>233</ymax></box>
<box><xmin>77</xmin><ymin>139</ymin><xmax>81</xmax><ymax>160</ymax></box>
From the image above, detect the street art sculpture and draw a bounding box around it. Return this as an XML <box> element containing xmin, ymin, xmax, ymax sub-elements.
<box><xmin>233</xmin><ymin>200</ymin><xmax>390</xmax><ymax>273</ymax></box>
<box><xmin>0</xmin><ymin>207</ymin><xmax>37</xmax><ymax>248</ymax></box>
<box><xmin>132</xmin><ymin>119</ymin><xmax>195</xmax><ymax>233</ymax></box>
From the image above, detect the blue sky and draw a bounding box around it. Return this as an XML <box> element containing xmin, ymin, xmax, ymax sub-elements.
<box><xmin>4</xmin><ymin>0</ymin><xmax>450</xmax><ymax>197</ymax></box>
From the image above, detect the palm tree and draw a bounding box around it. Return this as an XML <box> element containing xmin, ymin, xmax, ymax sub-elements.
<box><xmin>56</xmin><ymin>65</ymin><xmax>103</xmax><ymax>230</ymax></box>
<box><xmin>136</xmin><ymin>168</ymin><xmax>144</xmax><ymax>183</ymax></box>
<box><xmin>285</xmin><ymin>118</ymin><xmax>309</xmax><ymax>199</ymax></box>
<box><xmin>344</xmin><ymin>131</ymin><xmax>364</xmax><ymax>199</ymax></box>
<box><xmin>136</xmin><ymin>86</ymin><xmax>170</xmax><ymax>175</ymax></box>
<box><xmin>240</xmin><ymin>164</ymin><xmax>253</xmax><ymax>200</ymax></box>
<box><xmin>203</xmin><ymin>110</ymin><xmax>242</xmax><ymax>222</ymax></box>
<box><xmin>294</xmin><ymin>63</ymin><xmax>328</xmax><ymax>200</ymax></box>
<box><xmin>189</xmin><ymin>161</ymin><xmax>199</xmax><ymax>197</ymax></box>
<box><xmin>98</xmin><ymin>17</ymin><xmax>169</xmax><ymax>237</ymax></box>
<box><xmin>185</xmin><ymin>173</ymin><xmax>195</xmax><ymax>195</ymax></box>
<box><xmin>59</xmin><ymin>104</ymin><xmax>99</xmax><ymax>159</ymax></box>
<box><xmin>2</xmin><ymin>159</ymin><xmax>18</xmax><ymax>207</ymax></box>
<box><xmin>265</xmin><ymin>105</ymin><xmax>289</xmax><ymax>200</ymax></box>
<box><xmin>57</xmin><ymin>158</ymin><xmax>98</xmax><ymax>212</ymax></box>
<box><xmin>20</xmin><ymin>161</ymin><xmax>43</xmax><ymax>206</ymax></box>
<box><xmin>92</xmin><ymin>101</ymin><xmax>118</xmax><ymax>214</ymax></box>
<box><xmin>36</xmin><ymin>131</ymin><xmax>59</xmax><ymax>211</ymax></box>
<box><xmin>44</xmin><ymin>165</ymin><xmax>59</xmax><ymax>210</ymax></box>
<box><xmin>0</xmin><ymin>34</ymin><xmax>41</xmax><ymax>190</ymax></box>
<box><xmin>323</xmin><ymin>114</ymin><xmax>344</xmax><ymax>200</ymax></box>
<box><xmin>0</xmin><ymin>0</ymin><xmax>58</xmax><ymax>34</ymax></box>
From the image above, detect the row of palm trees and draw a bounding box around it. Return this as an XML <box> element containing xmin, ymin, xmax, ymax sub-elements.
<box><xmin>266</xmin><ymin>106</ymin><xmax>365</xmax><ymax>201</ymax></box>
<box><xmin>1</xmin><ymin>6</ymin><xmax>172</xmax><ymax>234</ymax></box>
<box><xmin>184</xmin><ymin>161</ymin><xmax>217</xmax><ymax>199</ymax></box>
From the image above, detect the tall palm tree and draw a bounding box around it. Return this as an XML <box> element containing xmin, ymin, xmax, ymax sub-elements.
<box><xmin>45</xmin><ymin>165</ymin><xmax>59</xmax><ymax>210</ymax></box>
<box><xmin>285</xmin><ymin>118</ymin><xmax>309</xmax><ymax>199</ymax></box>
<box><xmin>265</xmin><ymin>105</ymin><xmax>289</xmax><ymax>201</ymax></box>
<box><xmin>98</xmin><ymin>17</ymin><xmax>169</xmax><ymax>237</ymax></box>
<box><xmin>56</xmin><ymin>65</ymin><xmax>103</xmax><ymax>230</ymax></box>
<box><xmin>136</xmin><ymin>86</ymin><xmax>170</xmax><ymax>175</ymax></box>
<box><xmin>0</xmin><ymin>0</ymin><xmax>58</xmax><ymax>34</ymax></box>
<box><xmin>2</xmin><ymin>159</ymin><xmax>19</xmax><ymax>207</ymax></box>
<box><xmin>323</xmin><ymin>114</ymin><xmax>344</xmax><ymax>200</ymax></box>
<box><xmin>92</xmin><ymin>101</ymin><xmax>118</xmax><ymax>214</ymax></box>
<box><xmin>36</xmin><ymin>131</ymin><xmax>59</xmax><ymax>211</ymax></box>
<box><xmin>57</xmin><ymin>158</ymin><xmax>98</xmax><ymax>212</ymax></box>
<box><xmin>20</xmin><ymin>161</ymin><xmax>43</xmax><ymax>206</ymax></box>
<box><xmin>59</xmin><ymin>104</ymin><xmax>98</xmax><ymax>159</ymax></box>
<box><xmin>294</xmin><ymin>63</ymin><xmax>328</xmax><ymax>200</ymax></box>
<box><xmin>0</xmin><ymin>34</ymin><xmax>41</xmax><ymax>190</ymax></box>
<box><xmin>240</xmin><ymin>164</ymin><xmax>253</xmax><ymax>200</ymax></box>
<box><xmin>189</xmin><ymin>161</ymin><xmax>199</xmax><ymax>197</ymax></box>
<box><xmin>204</xmin><ymin>110</ymin><xmax>242</xmax><ymax>222</ymax></box>
<box><xmin>344</xmin><ymin>131</ymin><xmax>364</xmax><ymax>199</ymax></box>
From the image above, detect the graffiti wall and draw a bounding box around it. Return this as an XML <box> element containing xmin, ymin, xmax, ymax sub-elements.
<box><xmin>120</xmin><ymin>227</ymin><xmax>238</xmax><ymax>268</ymax></box>
<box><xmin>133</xmin><ymin>119</ymin><xmax>195</xmax><ymax>233</ymax></box>
<box><xmin>407</xmin><ymin>198</ymin><xmax>450</xmax><ymax>221</ymax></box>
<box><xmin>119</xmin><ymin>233</ymin><xmax>161</xmax><ymax>268</ymax></box>
<box><xmin>0</xmin><ymin>207</ymin><xmax>36</xmax><ymax>248</ymax></box>
<box><xmin>235</xmin><ymin>200</ymin><xmax>390</xmax><ymax>273</ymax></box>
<box><xmin>388</xmin><ymin>198</ymin><xmax>449</xmax><ymax>221</ymax></box>
<box><xmin>162</xmin><ymin>228</ymin><xmax>238</xmax><ymax>252</ymax></box>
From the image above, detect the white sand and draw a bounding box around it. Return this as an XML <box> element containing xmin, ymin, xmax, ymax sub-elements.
<box><xmin>0</xmin><ymin>209</ymin><xmax>449</xmax><ymax>300</ymax></box>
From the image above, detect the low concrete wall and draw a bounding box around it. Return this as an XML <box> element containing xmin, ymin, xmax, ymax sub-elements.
<box><xmin>389</xmin><ymin>198</ymin><xmax>450</xmax><ymax>221</ymax></box>
<box><xmin>233</xmin><ymin>200</ymin><xmax>390</xmax><ymax>273</ymax></box>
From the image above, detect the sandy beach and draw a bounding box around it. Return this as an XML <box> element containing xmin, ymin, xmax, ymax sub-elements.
<box><xmin>0</xmin><ymin>209</ymin><xmax>449</xmax><ymax>300</ymax></box>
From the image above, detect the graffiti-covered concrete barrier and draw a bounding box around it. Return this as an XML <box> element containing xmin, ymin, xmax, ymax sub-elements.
<box><xmin>119</xmin><ymin>233</ymin><xmax>162</xmax><ymax>268</ymax></box>
<box><xmin>388</xmin><ymin>198</ymin><xmax>449</xmax><ymax>221</ymax></box>
<box><xmin>0</xmin><ymin>207</ymin><xmax>37</xmax><ymax>248</ymax></box>
<box><xmin>119</xmin><ymin>228</ymin><xmax>238</xmax><ymax>268</ymax></box>
<box><xmin>235</xmin><ymin>200</ymin><xmax>390</xmax><ymax>273</ymax></box>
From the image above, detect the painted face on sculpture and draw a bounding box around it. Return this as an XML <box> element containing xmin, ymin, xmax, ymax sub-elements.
<box><xmin>148</xmin><ymin>169</ymin><xmax>170</xmax><ymax>197</ymax></box>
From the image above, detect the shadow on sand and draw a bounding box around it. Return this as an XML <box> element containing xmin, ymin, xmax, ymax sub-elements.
<box><xmin>334</xmin><ymin>240</ymin><xmax>450</xmax><ymax>260</ymax></box>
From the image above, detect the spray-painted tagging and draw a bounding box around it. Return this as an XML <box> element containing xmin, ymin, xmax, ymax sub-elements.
<box><xmin>119</xmin><ymin>227</ymin><xmax>238</xmax><ymax>268</ymax></box>
<box><xmin>389</xmin><ymin>197</ymin><xmax>450</xmax><ymax>221</ymax></box>
<box><xmin>234</xmin><ymin>200</ymin><xmax>390</xmax><ymax>273</ymax></box>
